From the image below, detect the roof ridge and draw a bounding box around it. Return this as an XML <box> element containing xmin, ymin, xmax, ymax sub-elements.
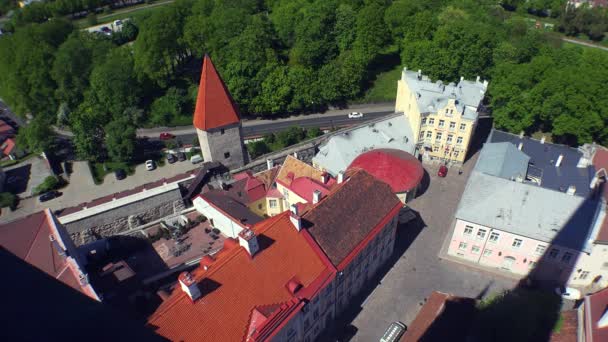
<box><xmin>23</xmin><ymin>213</ymin><xmax>48</xmax><ymax>261</ymax></box>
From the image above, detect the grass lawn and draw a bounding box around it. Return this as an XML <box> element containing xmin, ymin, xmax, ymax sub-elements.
<box><xmin>89</xmin><ymin>161</ymin><xmax>135</xmax><ymax>184</ymax></box>
<box><xmin>74</xmin><ymin>0</ymin><xmax>174</xmax><ymax>28</ymax></box>
<box><xmin>0</xmin><ymin>153</ymin><xmax>35</xmax><ymax>167</ymax></box>
<box><xmin>355</xmin><ymin>64</ymin><xmax>402</xmax><ymax>103</ymax></box>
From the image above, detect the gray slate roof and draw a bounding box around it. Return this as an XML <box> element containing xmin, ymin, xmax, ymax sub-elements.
<box><xmin>476</xmin><ymin>142</ymin><xmax>530</xmax><ymax>180</ymax></box>
<box><xmin>402</xmin><ymin>69</ymin><xmax>487</xmax><ymax>120</ymax></box>
<box><xmin>456</xmin><ymin>171</ymin><xmax>600</xmax><ymax>252</ymax></box>
<box><xmin>312</xmin><ymin>114</ymin><xmax>416</xmax><ymax>176</ymax></box>
<box><xmin>488</xmin><ymin>130</ymin><xmax>595</xmax><ymax>197</ymax></box>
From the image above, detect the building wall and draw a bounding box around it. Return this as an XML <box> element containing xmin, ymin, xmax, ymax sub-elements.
<box><xmin>266</xmin><ymin>197</ymin><xmax>285</xmax><ymax>217</ymax></box>
<box><xmin>276</xmin><ymin>182</ymin><xmax>308</xmax><ymax>209</ymax></box>
<box><xmin>248</xmin><ymin>197</ymin><xmax>267</xmax><ymax>217</ymax></box>
<box><xmin>396</xmin><ymin>77</ymin><xmax>422</xmax><ymax>143</ymax></box>
<box><xmin>197</xmin><ymin>123</ymin><xmax>246</xmax><ymax>169</ymax></box>
<box><xmin>193</xmin><ymin>196</ymin><xmax>245</xmax><ymax>238</ymax></box>
<box><xmin>447</xmin><ymin>219</ymin><xmax>585</xmax><ymax>285</ymax></box>
<box><xmin>569</xmin><ymin>242</ymin><xmax>608</xmax><ymax>289</ymax></box>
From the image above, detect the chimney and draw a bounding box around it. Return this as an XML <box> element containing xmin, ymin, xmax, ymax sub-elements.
<box><xmin>460</xmin><ymin>76</ymin><xmax>464</xmax><ymax>82</ymax></box>
<box><xmin>337</xmin><ymin>171</ymin><xmax>345</xmax><ymax>184</ymax></box>
<box><xmin>555</xmin><ymin>154</ymin><xmax>564</xmax><ymax>167</ymax></box>
<box><xmin>519</xmin><ymin>131</ymin><xmax>524</xmax><ymax>139</ymax></box>
<box><xmin>590</xmin><ymin>175</ymin><xmax>600</xmax><ymax>189</ymax></box>
<box><xmin>566</xmin><ymin>185</ymin><xmax>576</xmax><ymax>195</ymax></box>
<box><xmin>320</xmin><ymin>172</ymin><xmax>329</xmax><ymax>184</ymax></box>
<box><xmin>540</xmin><ymin>136</ymin><xmax>546</xmax><ymax>144</ymax></box>
<box><xmin>238</xmin><ymin>228</ymin><xmax>259</xmax><ymax>256</ymax></box>
<box><xmin>266</xmin><ymin>159</ymin><xmax>274</xmax><ymax>170</ymax></box>
<box><xmin>599</xmin><ymin>310</ymin><xmax>608</xmax><ymax>328</ymax></box>
<box><xmin>293</xmin><ymin>152</ymin><xmax>298</xmax><ymax>160</ymax></box>
<box><xmin>401</xmin><ymin>67</ymin><xmax>407</xmax><ymax>81</ymax></box>
<box><xmin>417</xmin><ymin>69</ymin><xmax>422</xmax><ymax>80</ymax></box>
<box><xmin>179</xmin><ymin>271</ymin><xmax>201</xmax><ymax>301</ymax></box>
<box><xmin>518</xmin><ymin>142</ymin><xmax>523</xmax><ymax>150</ymax></box>
<box><xmin>289</xmin><ymin>204</ymin><xmax>301</xmax><ymax>231</ymax></box>
<box><xmin>313</xmin><ymin>190</ymin><xmax>322</xmax><ymax>204</ymax></box>
<box><xmin>483</xmin><ymin>80</ymin><xmax>489</xmax><ymax>88</ymax></box>
<box><xmin>476</xmin><ymin>76</ymin><xmax>480</xmax><ymax>82</ymax></box>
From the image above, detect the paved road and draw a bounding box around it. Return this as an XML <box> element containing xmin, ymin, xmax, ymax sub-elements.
<box><xmin>562</xmin><ymin>37</ymin><xmax>608</xmax><ymax>51</ymax></box>
<box><xmin>340</xmin><ymin>153</ymin><xmax>517</xmax><ymax>342</ymax></box>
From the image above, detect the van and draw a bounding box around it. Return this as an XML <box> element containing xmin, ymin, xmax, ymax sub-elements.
<box><xmin>190</xmin><ymin>154</ymin><xmax>203</xmax><ymax>164</ymax></box>
<box><xmin>380</xmin><ymin>322</ymin><xmax>407</xmax><ymax>342</ymax></box>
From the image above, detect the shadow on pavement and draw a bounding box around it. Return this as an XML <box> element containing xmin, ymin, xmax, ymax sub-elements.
<box><xmin>5</xmin><ymin>163</ymin><xmax>31</xmax><ymax>194</ymax></box>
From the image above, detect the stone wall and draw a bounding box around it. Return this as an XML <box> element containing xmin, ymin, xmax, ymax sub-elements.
<box><xmin>65</xmin><ymin>188</ymin><xmax>185</xmax><ymax>246</ymax></box>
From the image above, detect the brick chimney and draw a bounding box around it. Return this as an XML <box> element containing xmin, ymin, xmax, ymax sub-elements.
<box><xmin>238</xmin><ymin>228</ymin><xmax>259</xmax><ymax>256</ymax></box>
<box><xmin>179</xmin><ymin>271</ymin><xmax>201</xmax><ymax>301</ymax></box>
<box><xmin>289</xmin><ymin>204</ymin><xmax>301</xmax><ymax>231</ymax></box>
<box><xmin>313</xmin><ymin>190</ymin><xmax>322</xmax><ymax>204</ymax></box>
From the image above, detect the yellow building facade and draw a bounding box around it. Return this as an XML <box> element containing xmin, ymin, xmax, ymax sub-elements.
<box><xmin>396</xmin><ymin>68</ymin><xmax>488</xmax><ymax>164</ymax></box>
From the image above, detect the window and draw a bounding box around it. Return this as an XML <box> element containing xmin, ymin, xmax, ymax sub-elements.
<box><xmin>580</xmin><ymin>271</ymin><xmax>590</xmax><ymax>280</ymax></box>
<box><xmin>483</xmin><ymin>249</ymin><xmax>492</xmax><ymax>257</ymax></box>
<box><xmin>489</xmin><ymin>232</ymin><xmax>499</xmax><ymax>242</ymax></box>
<box><xmin>562</xmin><ymin>252</ymin><xmax>573</xmax><ymax>263</ymax></box>
<box><xmin>512</xmin><ymin>238</ymin><xmax>523</xmax><ymax>248</ymax></box>
<box><xmin>436</xmin><ymin>132</ymin><xmax>442</xmax><ymax>141</ymax></box>
<box><xmin>449</xmin><ymin>122</ymin><xmax>456</xmax><ymax>130</ymax></box>
<box><xmin>456</xmin><ymin>136</ymin><xmax>463</xmax><ymax>144</ymax></box>
<box><xmin>529</xmin><ymin>261</ymin><xmax>537</xmax><ymax>268</ymax></box>
<box><xmin>447</xmin><ymin>134</ymin><xmax>453</xmax><ymax>143</ymax></box>
<box><xmin>419</xmin><ymin>131</ymin><xmax>425</xmax><ymax>139</ymax></box>
<box><xmin>463</xmin><ymin>226</ymin><xmax>473</xmax><ymax>236</ymax></box>
<box><xmin>549</xmin><ymin>248</ymin><xmax>560</xmax><ymax>259</ymax></box>
<box><xmin>535</xmin><ymin>245</ymin><xmax>546</xmax><ymax>255</ymax></box>
<box><xmin>477</xmin><ymin>229</ymin><xmax>487</xmax><ymax>240</ymax></box>
<box><xmin>421</xmin><ymin>118</ymin><xmax>427</xmax><ymax>125</ymax></box>
<box><xmin>224</xmin><ymin>152</ymin><xmax>230</xmax><ymax>159</ymax></box>
<box><xmin>220</xmin><ymin>128</ymin><xmax>225</xmax><ymax>135</ymax></box>
<box><xmin>460</xmin><ymin>123</ymin><xmax>466</xmax><ymax>131</ymax></box>
<box><xmin>428</xmin><ymin>118</ymin><xmax>435</xmax><ymax>125</ymax></box>
<box><xmin>258</xmin><ymin>203</ymin><xmax>263</xmax><ymax>210</ymax></box>
<box><xmin>269</xmin><ymin>199</ymin><xmax>277</xmax><ymax>208</ymax></box>
<box><xmin>433</xmin><ymin>146</ymin><xmax>439</xmax><ymax>152</ymax></box>
<box><xmin>426</xmin><ymin>131</ymin><xmax>432</xmax><ymax>138</ymax></box>
<box><xmin>453</xmin><ymin>151</ymin><xmax>459</xmax><ymax>158</ymax></box>
<box><xmin>472</xmin><ymin>246</ymin><xmax>481</xmax><ymax>254</ymax></box>
<box><xmin>458</xmin><ymin>242</ymin><xmax>467</xmax><ymax>250</ymax></box>
<box><xmin>283</xmin><ymin>188</ymin><xmax>289</xmax><ymax>199</ymax></box>
<box><xmin>439</xmin><ymin>120</ymin><xmax>445</xmax><ymax>127</ymax></box>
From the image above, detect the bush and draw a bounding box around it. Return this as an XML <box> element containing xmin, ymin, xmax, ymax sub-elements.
<box><xmin>0</xmin><ymin>192</ymin><xmax>17</xmax><ymax>210</ymax></box>
<box><xmin>34</xmin><ymin>175</ymin><xmax>64</xmax><ymax>195</ymax></box>
<box><xmin>86</xmin><ymin>13</ymin><xmax>97</xmax><ymax>26</ymax></box>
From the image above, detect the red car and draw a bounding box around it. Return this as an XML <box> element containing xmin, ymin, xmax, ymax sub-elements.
<box><xmin>159</xmin><ymin>132</ymin><xmax>175</xmax><ymax>140</ymax></box>
<box><xmin>438</xmin><ymin>165</ymin><xmax>448</xmax><ymax>177</ymax></box>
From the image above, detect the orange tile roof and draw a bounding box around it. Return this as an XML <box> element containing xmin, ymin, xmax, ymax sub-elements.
<box><xmin>276</xmin><ymin>155</ymin><xmax>325</xmax><ymax>186</ymax></box>
<box><xmin>193</xmin><ymin>55</ymin><xmax>241</xmax><ymax>131</ymax></box>
<box><xmin>148</xmin><ymin>212</ymin><xmax>328</xmax><ymax>342</ymax></box>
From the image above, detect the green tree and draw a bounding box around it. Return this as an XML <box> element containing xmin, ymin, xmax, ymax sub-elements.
<box><xmin>150</xmin><ymin>87</ymin><xmax>186</xmax><ymax>125</ymax></box>
<box><xmin>105</xmin><ymin>117</ymin><xmax>136</xmax><ymax>162</ymax></box>
<box><xmin>247</xmin><ymin>140</ymin><xmax>271</xmax><ymax>159</ymax></box>
<box><xmin>289</xmin><ymin>0</ymin><xmax>337</xmax><ymax>67</ymax></box>
<box><xmin>16</xmin><ymin>117</ymin><xmax>55</xmax><ymax>153</ymax></box>
<box><xmin>353</xmin><ymin>2</ymin><xmax>391</xmax><ymax>64</ymax></box>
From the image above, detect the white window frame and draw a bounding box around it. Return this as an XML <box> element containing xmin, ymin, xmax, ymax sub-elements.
<box><xmin>447</xmin><ymin>134</ymin><xmax>453</xmax><ymax>143</ymax></box>
<box><xmin>464</xmin><ymin>226</ymin><xmax>473</xmax><ymax>236</ymax></box>
<box><xmin>269</xmin><ymin>199</ymin><xmax>277</xmax><ymax>208</ymax></box>
<box><xmin>456</xmin><ymin>136</ymin><xmax>463</xmax><ymax>144</ymax></box>
<box><xmin>471</xmin><ymin>246</ymin><xmax>481</xmax><ymax>254</ymax></box>
<box><xmin>512</xmin><ymin>238</ymin><xmax>523</xmax><ymax>249</ymax></box>
<box><xmin>460</xmin><ymin>123</ymin><xmax>466</xmax><ymax>131</ymax></box>
<box><xmin>435</xmin><ymin>132</ymin><xmax>442</xmax><ymax>142</ymax></box>
<box><xmin>426</xmin><ymin>131</ymin><xmax>432</xmax><ymax>138</ymax></box>
<box><xmin>476</xmin><ymin>229</ymin><xmax>487</xmax><ymax>240</ymax></box>
<box><xmin>449</xmin><ymin>121</ymin><xmax>456</xmax><ymax>130</ymax></box>
<box><xmin>458</xmin><ymin>242</ymin><xmax>467</xmax><ymax>250</ymax></box>
<box><xmin>534</xmin><ymin>245</ymin><xmax>546</xmax><ymax>255</ymax></box>
<box><xmin>489</xmin><ymin>232</ymin><xmax>499</xmax><ymax>243</ymax></box>
<box><xmin>438</xmin><ymin>120</ymin><xmax>445</xmax><ymax>128</ymax></box>
<box><xmin>580</xmin><ymin>271</ymin><xmax>590</xmax><ymax>280</ymax></box>
<box><xmin>483</xmin><ymin>249</ymin><xmax>492</xmax><ymax>257</ymax></box>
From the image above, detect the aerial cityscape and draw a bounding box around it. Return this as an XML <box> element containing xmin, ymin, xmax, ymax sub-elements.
<box><xmin>1</xmin><ymin>0</ymin><xmax>608</xmax><ymax>341</ymax></box>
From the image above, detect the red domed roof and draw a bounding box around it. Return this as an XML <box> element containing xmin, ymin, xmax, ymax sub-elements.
<box><xmin>347</xmin><ymin>149</ymin><xmax>423</xmax><ymax>193</ymax></box>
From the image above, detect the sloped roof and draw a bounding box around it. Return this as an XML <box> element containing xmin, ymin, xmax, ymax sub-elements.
<box><xmin>199</xmin><ymin>191</ymin><xmax>263</xmax><ymax>227</ymax></box>
<box><xmin>592</xmin><ymin>148</ymin><xmax>608</xmax><ymax>242</ymax></box>
<box><xmin>0</xmin><ymin>210</ymin><xmax>98</xmax><ymax>299</ymax></box>
<box><xmin>148</xmin><ymin>212</ymin><xmax>328</xmax><ymax>341</ymax></box>
<box><xmin>586</xmin><ymin>287</ymin><xmax>608</xmax><ymax>342</ymax></box>
<box><xmin>276</xmin><ymin>155</ymin><xmax>325</xmax><ymax>186</ymax></box>
<box><xmin>303</xmin><ymin>170</ymin><xmax>402</xmax><ymax>269</ymax></box>
<box><xmin>348</xmin><ymin>148</ymin><xmax>424</xmax><ymax>192</ymax></box>
<box><xmin>476</xmin><ymin>142</ymin><xmax>530</xmax><ymax>180</ymax></box>
<box><xmin>193</xmin><ymin>55</ymin><xmax>241</xmax><ymax>131</ymax></box>
<box><xmin>313</xmin><ymin>114</ymin><xmax>416</xmax><ymax>176</ymax></box>
<box><xmin>456</xmin><ymin>171</ymin><xmax>600</xmax><ymax>252</ymax></box>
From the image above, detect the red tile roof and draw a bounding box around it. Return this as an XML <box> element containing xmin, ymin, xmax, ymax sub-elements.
<box><xmin>586</xmin><ymin>287</ymin><xmax>608</xmax><ymax>342</ymax></box>
<box><xmin>289</xmin><ymin>176</ymin><xmax>333</xmax><ymax>203</ymax></box>
<box><xmin>303</xmin><ymin>169</ymin><xmax>402</xmax><ymax>269</ymax></box>
<box><xmin>0</xmin><ymin>210</ymin><xmax>98</xmax><ymax>299</ymax></box>
<box><xmin>193</xmin><ymin>55</ymin><xmax>241</xmax><ymax>131</ymax></box>
<box><xmin>348</xmin><ymin>148</ymin><xmax>424</xmax><ymax>193</ymax></box>
<box><xmin>1</xmin><ymin>137</ymin><xmax>15</xmax><ymax>156</ymax></box>
<box><xmin>234</xmin><ymin>171</ymin><xmax>267</xmax><ymax>203</ymax></box>
<box><xmin>148</xmin><ymin>212</ymin><xmax>329</xmax><ymax>342</ymax></box>
<box><xmin>592</xmin><ymin>148</ymin><xmax>608</xmax><ymax>242</ymax></box>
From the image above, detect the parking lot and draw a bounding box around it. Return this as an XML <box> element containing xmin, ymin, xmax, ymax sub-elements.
<box><xmin>335</xmin><ymin>153</ymin><xmax>517</xmax><ymax>342</ymax></box>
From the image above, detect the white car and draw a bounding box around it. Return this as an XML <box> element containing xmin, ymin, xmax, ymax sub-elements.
<box><xmin>145</xmin><ymin>160</ymin><xmax>155</xmax><ymax>171</ymax></box>
<box><xmin>555</xmin><ymin>286</ymin><xmax>582</xmax><ymax>300</ymax></box>
<box><xmin>348</xmin><ymin>111</ymin><xmax>363</xmax><ymax>119</ymax></box>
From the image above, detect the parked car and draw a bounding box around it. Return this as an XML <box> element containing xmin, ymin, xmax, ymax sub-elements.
<box><xmin>114</xmin><ymin>168</ymin><xmax>126</xmax><ymax>180</ymax></box>
<box><xmin>438</xmin><ymin>165</ymin><xmax>448</xmax><ymax>177</ymax></box>
<box><xmin>39</xmin><ymin>191</ymin><xmax>60</xmax><ymax>203</ymax></box>
<box><xmin>190</xmin><ymin>154</ymin><xmax>203</xmax><ymax>164</ymax></box>
<box><xmin>177</xmin><ymin>152</ymin><xmax>186</xmax><ymax>162</ymax></box>
<box><xmin>167</xmin><ymin>153</ymin><xmax>177</xmax><ymax>164</ymax></box>
<box><xmin>114</xmin><ymin>19</ymin><xmax>123</xmax><ymax>26</ymax></box>
<box><xmin>348</xmin><ymin>111</ymin><xmax>363</xmax><ymax>119</ymax></box>
<box><xmin>100</xmin><ymin>26</ymin><xmax>112</xmax><ymax>36</ymax></box>
<box><xmin>555</xmin><ymin>286</ymin><xmax>582</xmax><ymax>300</ymax></box>
<box><xmin>159</xmin><ymin>132</ymin><xmax>175</xmax><ymax>140</ymax></box>
<box><xmin>380</xmin><ymin>322</ymin><xmax>407</xmax><ymax>342</ymax></box>
<box><xmin>145</xmin><ymin>160</ymin><xmax>155</xmax><ymax>171</ymax></box>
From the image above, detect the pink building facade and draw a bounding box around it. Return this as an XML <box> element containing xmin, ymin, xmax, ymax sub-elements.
<box><xmin>447</xmin><ymin>219</ymin><xmax>585</xmax><ymax>284</ymax></box>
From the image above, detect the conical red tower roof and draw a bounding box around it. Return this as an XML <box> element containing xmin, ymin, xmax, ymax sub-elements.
<box><xmin>193</xmin><ymin>55</ymin><xmax>241</xmax><ymax>130</ymax></box>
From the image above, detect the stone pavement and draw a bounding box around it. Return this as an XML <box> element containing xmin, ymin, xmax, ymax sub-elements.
<box><xmin>0</xmin><ymin>160</ymin><xmax>200</xmax><ymax>224</ymax></box>
<box><xmin>342</xmin><ymin>153</ymin><xmax>518</xmax><ymax>342</ymax></box>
